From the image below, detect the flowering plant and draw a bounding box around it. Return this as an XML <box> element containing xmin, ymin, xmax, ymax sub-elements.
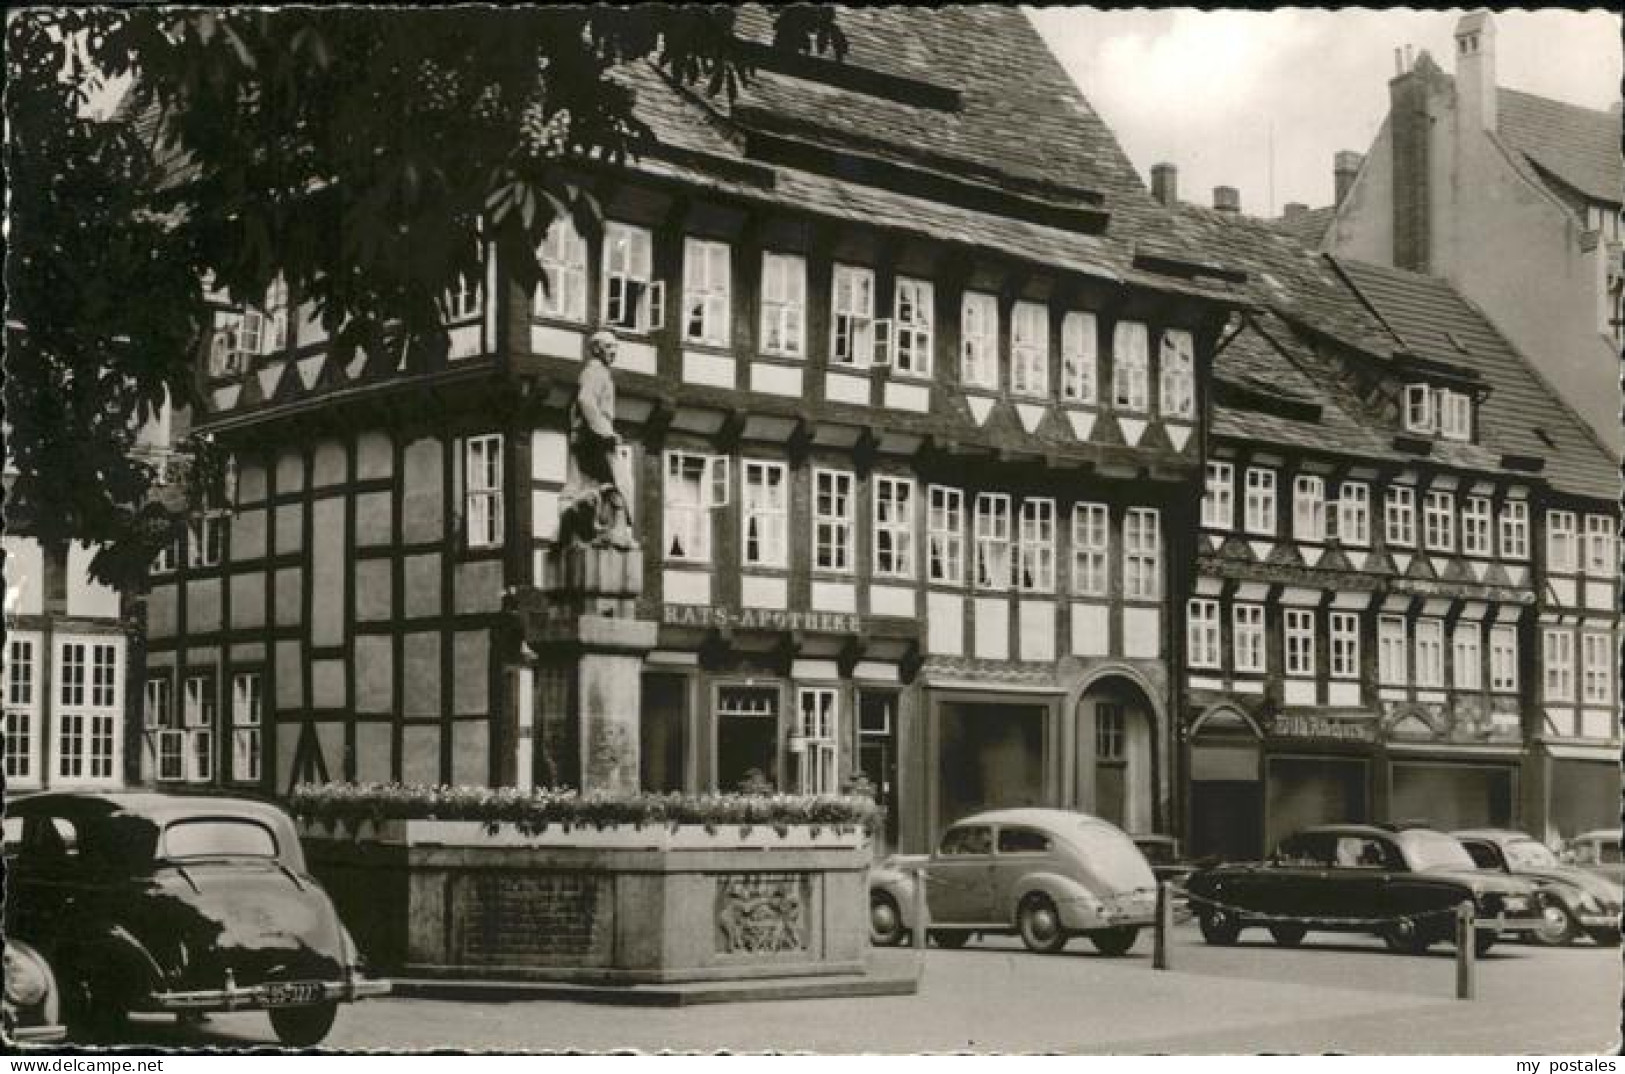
<box><xmin>288</xmin><ymin>781</ymin><xmax>881</xmax><ymax>838</ymax></box>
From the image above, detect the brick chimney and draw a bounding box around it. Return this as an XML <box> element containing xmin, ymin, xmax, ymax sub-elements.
<box><xmin>1390</xmin><ymin>52</ymin><xmax>1443</xmax><ymax>272</ymax></box>
<box><xmin>1334</xmin><ymin>151</ymin><xmax>1364</xmax><ymax>206</ymax></box>
<box><xmin>1151</xmin><ymin>163</ymin><xmax>1178</xmax><ymax>207</ymax></box>
<box><xmin>1454</xmin><ymin>10</ymin><xmax>1498</xmax><ymax>132</ymax></box>
<box><xmin>1283</xmin><ymin>202</ymin><xmax>1308</xmax><ymax>221</ymax></box>
<box><xmin>1213</xmin><ymin>186</ymin><xmax>1240</xmax><ymax>215</ymax></box>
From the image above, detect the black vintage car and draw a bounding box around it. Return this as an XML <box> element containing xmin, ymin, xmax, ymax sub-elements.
<box><xmin>1453</xmin><ymin>828</ymin><xmax>1623</xmax><ymax>947</ymax></box>
<box><xmin>2</xmin><ymin>792</ymin><xmax>388</xmax><ymax>1046</ymax></box>
<box><xmin>1184</xmin><ymin>824</ymin><xmax>1548</xmax><ymax>955</ymax></box>
<box><xmin>3</xmin><ymin>940</ymin><xmax>66</xmax><ymax>1044</ymax></box>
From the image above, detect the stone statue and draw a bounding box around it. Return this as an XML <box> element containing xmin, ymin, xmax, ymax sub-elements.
<box><xmin>560</xmin><ymin>329</ymin><xmax>636</xmax><ymax>549</ymax></box>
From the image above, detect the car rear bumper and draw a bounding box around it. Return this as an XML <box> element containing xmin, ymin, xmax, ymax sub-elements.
<box><xmin>9</xmin><ymin>1024</ymin><xmax>67</xmax><ymax>1044</ymax></box>
<box><xmin>1577</xmin><ymin>913</ymin><xmax>1620</xmax><ymax>929</ymax></box>
<box><xmin>1483</xmin><ymin>914</ymin><xmax>1545</xmax><ymax>935</ymax></box>
<box><xmin>150</xmin><ymin>976</ymin><xmax>391</xmax><ymax>1013</ymax></box>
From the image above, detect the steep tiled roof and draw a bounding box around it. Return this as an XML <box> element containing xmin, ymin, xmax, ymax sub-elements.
<box><xmin>1497</xmin><ymin>87</ymin><xmax>1621</xmax><ymax>208</ymax></box>
<box><xmin>1331</xmin><ymin>257</ymin><xmax>1619</xmax><ymax>501</ymax></box>
<box><xmin>1267</xmin><ymin>204</ymin><xmax>1336</xmax><ymax>248</ymax></box>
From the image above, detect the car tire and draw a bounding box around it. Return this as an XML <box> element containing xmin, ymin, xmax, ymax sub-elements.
<box><xmin>929</xmin><ymin>929</ymin><xmax>970</xmax><ymax>949</ymax></box>
<box><xmin>1532</xmin><ymin>901</ymin><xmax>1578</xmax><ymax>946</ymax></box>
<box><xmin>1268</xmin><ymin>923</ymin><xmax>1307</xmax><ymax>948</ymax></box>
<box><xmin>1197</xmin><ymin>908</ymin><xmax>1241</xmax><ymax>946</ymax></box>
<box><xmin>1088</xmin><ymin>926</ymin><xmax>1139</xmax><ymax>957</ymax></box>
<box><xmin>1381</xmin><ymin>919</ymin><xmax>1431</xmax><ymax>955</ymax></box>
<box><xmin>64</xmin><ymin>966</ymin><xmax>131</xmax><ymax>1045</ymax></box>
<box><xmin>270</xmin><ymin>1001</ymin><xmax>339</xmax><ymax>1048</ymax></box>
<box><xmin>869</xmin><ymin>893</ymin><xmax>907</xmax><ymax>947</ymax></box>
<box><xmin>1016</xmin><ymin>894</ymin><xmax>1069</xmax><ymax>954</ymax></box>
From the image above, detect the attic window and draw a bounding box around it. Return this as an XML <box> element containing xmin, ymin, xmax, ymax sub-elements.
<box><xmin>1404</xmin><ymin>383</ymin><xmax>1472</xmax><ymax>441</ymax></box>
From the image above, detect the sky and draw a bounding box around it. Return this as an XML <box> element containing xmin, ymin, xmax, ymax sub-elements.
<box><xmin>1028</xmin><ymin>7</ymin><xmax>1622</xmax><ymax>217</ymax></box>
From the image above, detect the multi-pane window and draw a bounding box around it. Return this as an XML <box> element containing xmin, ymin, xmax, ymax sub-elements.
<box><xmin>831</xmin><ymin>264</ymin><xmax>875</xmax><ymax>367</ymax></box>
<box><xmin>1233</xmin><ymin>604</ymin><xmax>1265</xmax><ymax>674</ymax></box>
<box><xmin>58</xmin><ymin>641</ymin><xmax>118</xmax><ymax>782</ymax></box>
<box><xmin>1244</xmin><ymin>468</ymin><xmax>1277</xmax><ymax>536</ymax></box>
<box><xmin>1547</xmin><ymin>510</ymin><xmax>1578</xmax><ymax>573</ymax></box>
<box><xmin>742</xmin><ymin>460</ymin><xmax>789</xmax><ymax>569</ymax></box>
<box><xmin>1414</xmin><ymin>619</ymin><xmax>1444</xmax><ymax>688</ymax></box>
<box><xmin>1284</xmin><ymin>609</ymin><xmax>1315</xmax><ymax>677</ymax></box>
<box><xmin>146</xmin><ymin>675</ymin><xmax>180</xmax><ymax>781</ymax></box>
<box><xmin>1404</xmin><ymin>383</ymin><xmax>1434</xmax><ymax>433</ymax></box>
<box><xmin>1187</xmin><ymin>600</ymin><xmax>1221</xmax><ymax>668</ymax></box>
<box><xmin>813</xmin><ymin>469</ymin><xmax>855</xmax><ymax>573</ymax></box>
<box><xmin>892</xmin><ymin>277</ymin><xmax>934</xmax><ymax>376</ymax></box>
<box><xmin>664</xmin><ymin>451</ymin><xmax>727</xmax><ymax>562</ymax></box>
<box><xmin>232</xmin><ymin>672</ymin><xmax>262</xmax><ymax>783</ymax></box>
<box><xmin>1202</xmin><ymin>463</ymin><xmax>1234</xmax><ymax>530</ymax></box>
<box><xmin>1585</xmin><ymin>514</ymin><xmax>1616</xmax><ymax>576</ymax></box>
<box><xmin>1462</xmin><ymin>497</ymin><xmax>1492</xmax><ymax>557</ymax></box>
<box><xmin>927</xmin><ymin>486</ymin><xmax>964</xmax><ymax>585</ymax></box>
<box><xmin>759</xmin><ymin>252</ymin><xmax>806</xmax><ymax>358</ymax></box>
<box><xmin>1499</xmin><ymin>500</ymin><xmax>1529</xmax><ymax>560</ymax></box>
<box><xmin>1095</xmin><ymin>704</ymin><xmax>1125</xmax><ymax>761</ymax></box>
<box><xmin>1123</xmin><ymin>508</ymin><xmax>1160</xmax><ymax>600</ymax></box>
<box><xmin>873</xmin><ymin>476</ymin><xmax>916</xmax><ymax>579</ymax></box>
<box><xmin>1582</xmin><ymin>633</ymin><xmax>1613</xmax><ymax>705</ymax></box>
<box><xmin>1423</xmin><ymin>491</ymin><xmax>1455</xmax><ymax>552</ymax></box>
<box><xmin>602</xmin><ymin>222</ymin><xmax>659</xmax><ymax>332</ymax></box>
<box><xmin>1060</xmin><ymin>312</ymin><xmax>1098</xmax><ymax>403</ymax></box>
<box><xmin>444</xmin><ymin>269</ymin><xmax>483</xmax><ymax>322</ymax></box>
<box><xmin>1385</xmin><ymin>486</ymin><xmax>1416</xmax><ymax>547</ymax></box>
<box><xmin>1544</xmin><ymin>629</ymin><xmax>1575</xmax><ymax>702</ymax></box>
<box><xmin>209</xmin><ymin>279</ymin><xmax>288</xmax><ymax>376</ymax></box>
<box><xmin>795</xmin><ymin>688</ymin><xmax>839</xmax><ymax>794</ymax></box>
<box><xmin>683</xmin><ymin>237</ymin><xmax>731</xmax><ymax>346</ymax></box>
<box><xmin>535</xmin><ymin>216</ymin><xmax>588</xmax><ymax>321</ymax></box>
<box><xmin>1293</xmin><ymin>476</ymin><xmax>1325</xmax><ymax>542</ymax></box>
<box><xmin>1011</xmin><ymin>301</ymin><xmax>1049</xmax><ymax>397</ymax></box>
<box><xmin>1338</xmin><ymin>482</ymin><xmax>1370</xmax><ymax>546</ymax></box>
<box><xmin>1452</xmin><ymin>625</ymin><xmax>1482</xmax><ymax>690</ymax></box>
<box><xmin>1330</xmin><ymin>612</ymin><xmax>1360</xmax><ymax>679</ymax></box>
<box><xmin>187</xmin><ymin>514</ymin><xmax>225</xmax><ymax>568</ymax></box>
<box><xmin>1071</xmin><ymin>503</ymin><xmax>1109</xmax><ymax>596</ymax></box>
<box><xmin>961</xmin><ymin>292</ymin><xmax>999</xmax><ymax>390</ymax></box>
<box><xmin>4</xmin><ymin>638</ymin><xmax>37</xmax><ymax>782</ymax></box>
<box><xmin>974</xmin><ymin>493</ymin><xmax>1013</xmax><ymax>591</ymax></box>
<box><xmin>183</xmin><ymin>674</ymin><xmax>216</xmax><ymax>783</ymax></box>
<box><xmin>465</xmin><ymin>434</ymin><xmax>504</xmax><ymax>549</ymax></box>
<box><xmin>1378</xmin><ymin>616</ymin><xmax>1408</xmax><ymax>685</ymax></box>
<box><xmin>1438</xmin><ymin>390</ymin><xmax>1471</xmax><ymax>441</ymax></box>
<box><xmin>1159</xmin><ymin>329</ymin><xmax>1195</xmax><ymax>419</ymax></box>
<box><xmin>1017</xmin><ymin>499</ymin><xmax>1056</xmax><ymax>593</ymax></box>
<box><xmin>1489</xmin><ymin>626</ymin><xmax>1518</xmax><ymax>692</ymax></box>
<box><xmin>1112</xmin><ymin>321</ymin><xmax>1149</xmax><ymax>412</ymax></box>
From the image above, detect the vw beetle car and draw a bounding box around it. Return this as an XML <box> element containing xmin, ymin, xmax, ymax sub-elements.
<box><xmin>2</xmin><ymin>792</ymin><xmax>388</xmax><ymax>1046</ymax></box>
<box><xmin>1560</xmin><ymin>829</ymin><xmax>1624</xmax><ymax>885</ymax></box>
<box><xmin>1184</xmin><ymin>823</ymin><xmax>1547</xmax><ymax>955</ymax></box>
<box><xmin>868</xmin><ymin>808</ymin><xmax>1157</xmax><ymax>955</ymax></box>
<box><xmin>1454</xmin><ymin>828</ymin><xmax>1622</xmax><ymax>947</ymax></box>
<box><xmin>3</xmin><ymin>940</ymin><xmax>66</xmax><ymax>1044</ymax></box>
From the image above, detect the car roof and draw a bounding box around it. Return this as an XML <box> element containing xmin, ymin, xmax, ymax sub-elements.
<box><xmin>7</xmin><ymin>791</ymin><xmax>291</xmax><ymax>827</ymax></box>
<box><xmin>1289</xmin><ymin>824</ymin><xmax>1405</xmax><ymax>840</ymax></box>
<box><xmin>1572</xmin><ymin>829</ymin><xmax>1621</xmax><ymax>843</ymax></box>
<box><xmin>1451</xmin><ymin>828</ymin><xmax>1538</xmax><ymax>843</ymax></box>
<box><xmin>948</xmin><ymin>807</ymin><xmax>1107</xmax><ymax>831</ymax></box>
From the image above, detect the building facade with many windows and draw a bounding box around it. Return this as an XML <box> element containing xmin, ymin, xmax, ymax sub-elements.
<box><xmin>139</xmin><ymin>8</ymin><xmax>1234</xmax><ymax>853</ymax></box>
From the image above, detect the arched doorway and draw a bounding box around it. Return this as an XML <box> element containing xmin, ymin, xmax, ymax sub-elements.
<box><xmin>1076</xmin><ymin>674</ymin><xmax>1157</xmax><ymax>835</ymax></box>
<box><xmin>1187</xmin><ymin>707</ymin><xmax>1263</xmax><ymax>863</ymax></box>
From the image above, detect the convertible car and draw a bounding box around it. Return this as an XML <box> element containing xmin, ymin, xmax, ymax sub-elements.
<box><xmin>1184</xmin><ymin>823</ymin><xmax>1548</xmax><ymax>955</ymax></box>
<box><xmin>3</xmin><ymin>792</ymin><xmax>388</xmax><ymax>1046</ymax></box>
<box><xmin>869</xmin><ymin>808</ymin><xmax>1157</xmax><ymax>955</ymax></box>
<box><xmin>1453</xmin><ymin>828</ymin><xmax>1622</xmax><ymax>947</ymax></box>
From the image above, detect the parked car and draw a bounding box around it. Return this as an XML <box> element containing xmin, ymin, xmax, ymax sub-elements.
<box><xmin>1455</xmin><ymin>828</ymin><xmax>1623</xmax><ymax>947</ymax></box>
<box><xmin>868</xmin><ymin>808</ymin><xmax>1157</xmax><ymax>956</ymax></box>
<box><xmin>1131</xmin><ymin>834</ymin><xmax>1196</xmax><ymax>922</ymax></box>
<box><xmin>2</xmin><ymin>792</ymin><xmax>389</xmax><ymax>1046</ymax></box>
<box><xmin>1560</xmin><ymin>829</ymin><xmax>1624</xmax><ymax>885</ymax></box>
<box><xmin>1183</xmin><ymin>823</ymin><xmax>1548</xmax><ymax>955</ymax></box>
<box><xmin>3</xmin><ymin>940</ymin><xmax>66</xmax><ymax>1044</ymax></box>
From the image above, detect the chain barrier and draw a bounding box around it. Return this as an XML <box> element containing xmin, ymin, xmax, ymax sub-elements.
<box><xmin>1173</xmin><ymin>885</ymin><xmax>1492</xmax><ymax>929</ymax></box>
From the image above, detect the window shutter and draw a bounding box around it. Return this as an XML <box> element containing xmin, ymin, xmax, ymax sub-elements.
<box><xmin>707</xmin><ymin>455</ymin><xmax>730</xmax><ymax>509</ymax></box>
<box><xmin>647</xmin><ymin>279</ymin><xmax>666</xmax><ymax>332</ymax></box>
<box><xmin>871</xmin><ymin>318</ymin><xmax>893</xmax><ymax>366</ymax></box>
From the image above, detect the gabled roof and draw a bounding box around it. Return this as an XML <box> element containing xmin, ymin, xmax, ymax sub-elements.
<box><xmin>1496</xmin><ymin>87</ymin><xmax>1621</xmax><ymax>209</ymax></box>
<box><xmin>1331</xmin><ymin>257</ymin><xmax>1619</xmax><ymax>502</ymax></box>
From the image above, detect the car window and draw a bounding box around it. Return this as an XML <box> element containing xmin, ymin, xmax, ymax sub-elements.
<box><xmin>2</xmin><ymin>817</ymin><xmax>22</xmax><ymax>855</ymax></box>
<box><xmin>1600</xmin><ymin>840</ymin><xmax>1622</xmax><ymax>865</ymax></box>
<box><xmin>161</xmin><ymin>818</ymin><xmax>279</xmax><ymax>859</ymax></box>
<box><xmin>997</xmin><ymin>827</ymin><xmax>1051</xmax><ymax>855</ymax></box>
<box><xmin>22</xmin><ymin>816</ymin><xmax>79</xmax><ymax>861</ymax></box>
<box><xmin>1275</xmin><ymin>835</ymin><xmax>1332</xmax><ymax>867</ymax></box>
<box><xmin>939</xmin><ymin>825</ymin><xmax>993</xmax><ymax>856</ymax></box>
<box><xmin>1461</xmin><ymin>841</ymin><xmax>1500</xmax><ymax>870</ymax></box>
<box><xmin>1502</xmin><ymin>839</ymin><xmax>1557</xmax><ymax>870</ymax></box>
<box><xmin>1334</xmin><ymin>836</ymin><xmax>1393</xmax><ymax>869</ymax></box>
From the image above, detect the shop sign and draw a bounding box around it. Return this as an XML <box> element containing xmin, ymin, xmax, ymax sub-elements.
<box><xmin>662</xmin><ymin>603</ymin><xmax>863</xmax><ymax>635</ymax></box>
<box><xmin>1271</xmin><ymin>714</ymin><xmax>1375</xmax><ymax>743</ymax></box>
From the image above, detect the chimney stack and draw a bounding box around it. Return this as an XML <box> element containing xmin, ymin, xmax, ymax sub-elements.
<box><xmin>1151</xmin><ymin>163</ymin><xmax>1179</xmax><ymax>207</ymax></box>
<box><xmin>1393</xmin><ymin>47</ymin><xmax>1404</xmax><ymax>76</ymax></box>
<box><xmin>1334</xmin><ymin>150</ymin><xmax>1364</xmax><ymax>205</ymax></box>
<box><xmin>1213</xmin><ymin>186</ymin><xmax>1240</xmax><ymax>215</ymax></box>
<box><xmin>1454</xmin><ymin>10</ymin><xmax>1497</xmax><ymax>132</ymax></box>
<box><xmin>1283</xmin><ymin>202</ymin><xmax>1308</xmax><ymax>221</ymax></box>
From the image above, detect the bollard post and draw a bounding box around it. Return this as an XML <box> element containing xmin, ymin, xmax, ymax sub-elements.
<box><xmin>1455</xmin><ymin>899</ymin><xmax>1476</xmax><ymax>1000</ymax></box>
<box><xmin>911</xmin><ymin>866</ymin><xmax>929</xmax><ymax>951</ymax></box>
<box><xmin>1153</xmin><ymin>881</ymin><xmax>1171</xmax><ymax>970</ymax></box>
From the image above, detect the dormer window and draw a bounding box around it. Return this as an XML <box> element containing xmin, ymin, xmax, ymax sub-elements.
<box><xmin>1438</xmin><ymin>390</ymin><xmax>1471</xmax><ymax>440</ymax></box>
<box><xmin>208</xmin><ymin>278</ymin><xmax>288</xmax><ymax>377</ymax></box>
<box><xmin>1404</xmin><ymin>383</ymin><xmax>1434</xmax><ymax>433</ymax></box>
<box><xmin>1404</xmin><ymin>383</ymin><xmax>1473</xmax><ymax>441</ymax></box>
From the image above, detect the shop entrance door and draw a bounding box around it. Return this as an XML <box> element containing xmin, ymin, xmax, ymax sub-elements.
<box><xmin>857</xmin><ymin>691</ymin><xmax>899</xmax><ymax>852</ymax></box>
<box><xmin>936</xmin><ymin>701</ymin><xmax>1046</xmax><ymax>832</ymax></box>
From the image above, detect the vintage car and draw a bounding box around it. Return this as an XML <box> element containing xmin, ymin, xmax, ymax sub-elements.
<box><xmin>1454</xmin><ymin>828</ymin><xmax>1623</xmax><ymax>947</ymax></box>
<box><xmin>1131</xmin><ymin>834</ymin><xmax>1196</xmax><ymax>922</ymax></box>
<box><xmin>3</xmin><ymin>940</ymin><xmax>66</xmax><ymax>1044</ymax></box>
<box><xmin>1183</xmin><ymin>823</ymin><xmax>1548</xmax><ymax>955</ymax></box>
<box><xmin>2</xmin><ymin>792</ymin><xmax>388</xmax><ymax>1046</ymax></box>
<box><xmin>868</xmin><ymin>808</ymin><xmax>1157</xmax><ymax>956</ymax></box>
<box><xmin>1560</xmin><ymin>829</ymin><xmax>1624</xmax><ymax>885</ymax></box>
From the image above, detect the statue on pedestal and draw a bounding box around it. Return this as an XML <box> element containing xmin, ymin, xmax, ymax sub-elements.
<box><xmin>560</xmin><ymin>329</ymin><xmax>637</xmax><ymax>550</ymax></box>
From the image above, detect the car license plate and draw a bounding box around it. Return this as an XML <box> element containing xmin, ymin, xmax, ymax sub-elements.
<box><xmin>265</xmin><ymin>981</ymin><xmax>323</xmax><ymax>1007</ymax></box>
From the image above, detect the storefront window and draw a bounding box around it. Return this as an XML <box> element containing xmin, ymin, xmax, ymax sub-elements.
<box><xmin>716</xmin><ymin>685</ymin><xmax>778</xmax><ymax>793</ymax></box>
